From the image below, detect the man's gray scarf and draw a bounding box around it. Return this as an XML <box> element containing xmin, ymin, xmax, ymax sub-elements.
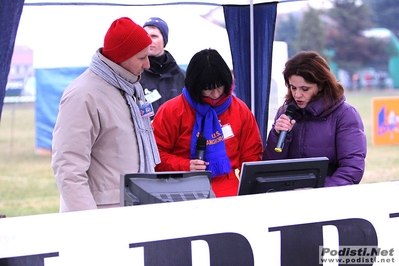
<box><xmin>89</xmin><ymin>51</ymin><xmax>160</xmax><ymax>173</ymax></box>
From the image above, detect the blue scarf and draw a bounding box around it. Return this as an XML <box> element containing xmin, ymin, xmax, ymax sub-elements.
<box><xmin>183</xmin><ymin>87</ymin><xmax>232</xmax><ymax>178</ymax></box>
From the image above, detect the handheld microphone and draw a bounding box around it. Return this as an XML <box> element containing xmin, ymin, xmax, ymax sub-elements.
<box><xmin>195</xmin><ymin>134</ymin><xmax>207</xmax><ymax>160</ymax></box>
<box><xmin>274</xmin><ymin>105</ymin><xmax>296</xmax><ymax>153</ymax></box>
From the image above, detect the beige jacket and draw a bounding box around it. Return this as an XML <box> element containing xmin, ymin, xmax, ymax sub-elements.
<box><xmin>52</xmin><ymin>57</ymin><xmax>140</xmax><ymax>212</ymax></box>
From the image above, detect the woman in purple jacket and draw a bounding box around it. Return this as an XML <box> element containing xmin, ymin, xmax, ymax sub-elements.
<box><xmin>263</xmin><ymin>51</ymin><xmax>367</xmax><ymax>186</ymax></box>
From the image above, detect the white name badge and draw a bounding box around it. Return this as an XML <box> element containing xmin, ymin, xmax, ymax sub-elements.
<box><xmin>144</xmin><ymin>89</ymin><xmax>162</xmax><ymax>103</ymax></box>
<box><xmin>222</xmin><ymin>124</ymin><xmax>234</xmax><ymax>139</ymax></box>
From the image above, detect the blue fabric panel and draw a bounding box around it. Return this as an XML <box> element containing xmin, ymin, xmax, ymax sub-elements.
<box><xmin>35</xmin><ymin>67</ymin><xmax>87</xmax><ymax>150</ymax></box>
<box><xmin>0</xmin><ymin>0</ymin><xmax>24</xmax><ymax>119</ymax></box>
<box><xmin>224</xmin><ymin>3</ymin><xmax>277</xmax><ymax>145</ymax></box>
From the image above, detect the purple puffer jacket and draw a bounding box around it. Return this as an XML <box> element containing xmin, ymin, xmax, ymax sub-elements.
<box><xmin>263</xmin><ymin>96</ymin><xmax>367</xmax><ymax>187</ymax></box>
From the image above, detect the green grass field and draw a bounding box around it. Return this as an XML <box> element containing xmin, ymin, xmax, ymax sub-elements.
<box><xmin>0</xmin><ymin>104</ymin><xmax>59</xmax><ymax>217</ymax></box>
<box><xmin>1</xmin><ymin>88</ymin><xmax>399</xmax><ymax>217</ymax></box>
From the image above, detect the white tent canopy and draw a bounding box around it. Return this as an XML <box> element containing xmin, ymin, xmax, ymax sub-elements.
<box><xmin>17</xmin><ymin>4</ymin><xmax>233</xmax><ymax>68</ymax></box>
<box><xmin>19</xmin><ymin>0</ymin><xmax>301</xmax><ymax>68</ymax></box>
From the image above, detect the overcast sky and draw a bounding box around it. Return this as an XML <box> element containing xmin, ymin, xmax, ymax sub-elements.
<box><xmin>278</xmin><ymin>0</ymin><xmax>332</xmax><ymax>13</ymax></box>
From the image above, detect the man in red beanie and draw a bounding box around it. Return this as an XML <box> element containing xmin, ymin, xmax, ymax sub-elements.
<box><xmin>52</xmin><ymin>17</ymin><xmax>160</xmax><ymax>212</ymax></box>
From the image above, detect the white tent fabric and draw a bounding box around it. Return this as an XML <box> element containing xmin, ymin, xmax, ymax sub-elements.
<box><xmin>17</xmin><ymin>5</ymin><xmax>231</xmax><ymax>69</ymax></box>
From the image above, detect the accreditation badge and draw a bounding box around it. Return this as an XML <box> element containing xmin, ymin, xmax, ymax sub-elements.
<box><xmin>144</xmin><ymin>89</ymin><xmax>162</xmax><ymax>103</ymax></box>
<box><xmin>222</xmin><ymin>124</ymin><xmax>234</xmax><ymax>139</ymax></box>
<box><xmin>140</xmin><ymin>102</ymin><xmax>154</xmax><ymax>118</ymax></box>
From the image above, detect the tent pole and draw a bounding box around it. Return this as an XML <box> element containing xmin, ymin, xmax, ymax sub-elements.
<box><xmin>250</xmin><ymin>0</ymin><xmax>255</xmax><ymax>114</ymax></box>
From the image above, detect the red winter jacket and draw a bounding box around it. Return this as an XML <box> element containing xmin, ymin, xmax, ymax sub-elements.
<box><xmin>152</xmin><ymin>94</ymin><xmax>263</xmax><ymax>197</ymax></box>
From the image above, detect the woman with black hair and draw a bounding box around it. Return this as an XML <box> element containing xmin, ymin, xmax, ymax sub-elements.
<box><xmin>152</xmin><ymin>48</ymin><xmax>263</xmax><ymax>197</ymax></box>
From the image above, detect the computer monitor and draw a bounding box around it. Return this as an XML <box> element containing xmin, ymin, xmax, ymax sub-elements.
<box><xmin>237</xmin><ymin>157</ymin><xmax>329</xmax><ymax>196</ymax></box>
<box><xmin>121</xmin><ymin>171</ymin><xmax>215</xmax><ymax>206</ymax></box>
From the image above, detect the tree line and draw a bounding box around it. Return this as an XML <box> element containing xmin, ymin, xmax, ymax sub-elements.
<box><xmin>275</xmin><ymin>0</ymin><xmax>399</xmax><ymax>78</ymax></box>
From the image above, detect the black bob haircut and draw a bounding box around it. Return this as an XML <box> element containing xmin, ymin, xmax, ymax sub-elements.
<box><xmin>184</xmin><ymin>48</ymin><xmax>233</xmax><ymax>104</ymax></box>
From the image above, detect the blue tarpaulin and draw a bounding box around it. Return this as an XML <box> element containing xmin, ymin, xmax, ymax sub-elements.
<box><xmin>35</xmin><ymin>67</ymin><xmax>86</xmax><ymax>150</ymax></box>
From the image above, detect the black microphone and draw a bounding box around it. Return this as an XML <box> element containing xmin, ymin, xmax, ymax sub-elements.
<box><xmin>195</xmin><ymin>134</ymin><xmax>207</xmax><ymax>160</ymax></box>
<box><xmin>274</xmin><ymin>105</ymin><xmax>296</xmax><ymax>153</ymax></box>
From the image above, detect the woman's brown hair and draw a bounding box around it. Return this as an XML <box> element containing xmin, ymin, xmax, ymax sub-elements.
<box><xmin>283</xmin><ymin>51</ymin><xmax>344</xmax><ymax>109</ymax></box>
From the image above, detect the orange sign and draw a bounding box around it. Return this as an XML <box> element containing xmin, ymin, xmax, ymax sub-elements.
<box><xmin>372</xmin><ymin>97</ymin><xmax>399</xmax><ymax>145</ymax></box>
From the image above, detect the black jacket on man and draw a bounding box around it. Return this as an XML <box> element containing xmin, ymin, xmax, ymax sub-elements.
<box><xmin>140</xmin><ymin>50</ymin><xmax>186</xmax><ymax>114</ymax></box>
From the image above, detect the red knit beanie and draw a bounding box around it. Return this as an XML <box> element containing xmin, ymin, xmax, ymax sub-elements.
<box><xmin>102</xmin><ymin>17</ymin><xmax>152</xmax><ymax>63</ymax></box>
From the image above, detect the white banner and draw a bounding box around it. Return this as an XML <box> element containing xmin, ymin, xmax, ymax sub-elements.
<box><xmin>1</xmin><ymin>181</ymin><xmax>399</xmax><ymax>265</ymax></box>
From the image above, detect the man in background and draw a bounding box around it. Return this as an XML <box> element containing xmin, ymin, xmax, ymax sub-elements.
<box><xmin>141</xmin><ymin>17</ymin><xmax>186</xmax><ymax>114</ymax></box>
